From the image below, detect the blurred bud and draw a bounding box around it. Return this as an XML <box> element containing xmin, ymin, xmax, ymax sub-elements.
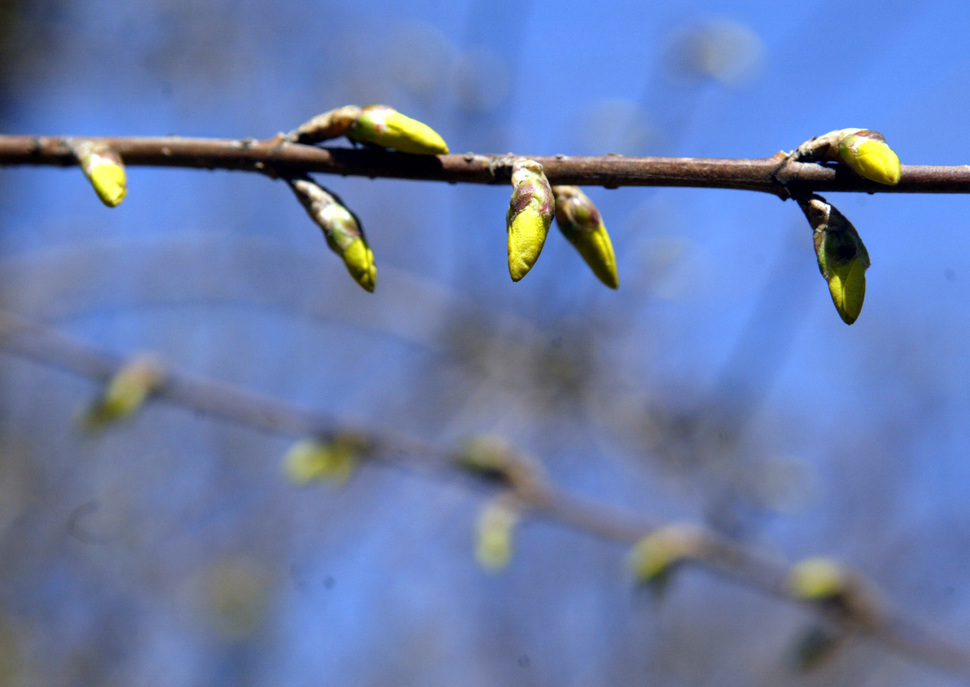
<box><xmin>475</xmin><ymin>495</ymin><xmax>520</xmax><ymax>571</ymax></box>
<box><xmin>289</xmin><ymin>105</ymin><xmax>362</xmax><ymax>144</ymax></box>
<box><xmin>72</xmin><ymin>140</ymin><xmax>127</xmax><ymax>207</ymax></box>
<box><xmin>506</xmin><ymin>158</ymin><xmax>554</xmax><ymax>282</ymax></box>
<box><xmin>788</xmin><ymin>557</ymin><xmax>848</xmax><ymax>601</ymax></box>
<box><xmin>283</xmin><ymin>434</ymin><xmax>367</xmax><ymax>486</ymax></box>
<box><xmin>552</xmin><ymin>186</ymin><xmax>619</xmax><ymax>289</ymax></box>
<box><xmin>837</xmin><ymin>129</ymin><xmax>901</xmax><ymax>186</ymax></box>
<box><xmin>798</xmin><ymin>195</ymin><xmax>870</xmax><ymax>325</ymax></box>
<box><xmin>79</xmin><ymin>355</ymin><xmax>164</xmax><ymax>431</ymax></box>
<box><xmin>286</xmin><ymin>176</ymin><xmax>377</xmax><ymax>292</ymax></box>
<box><xmin>453</xmin><ymin>435</ymin><xmax>548</xmax><ymax>498</ymax></box>
<box><xmin>789</xmin><ymin>624</ymin><xmax>846</xmax><ymax>673</ymax></box>
<box><xmin>347</xmin><ymin>104</ymin><xmax>449</xmax><ymax>155</ymax></box>
<box><xmin>628</xmin><ymin>524</ymin><xmax>703</xmax><ymax>590</ymax></box>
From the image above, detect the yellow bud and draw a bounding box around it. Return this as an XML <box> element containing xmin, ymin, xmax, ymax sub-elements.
<box><xmin>283</xmin><ymin>438</ymin><xmax>358</xmax><ymax>486</ymax></box>
<box><xmin>553</xmin><ymin>186</ymin><xmax>619</xmax><ymax>289</ymax></box>
<box><xmin>837</xmin><ymin>130</ymin><xmax>901</xmax><ymax>185</ymax></box>
<box><xmin>73</xmin><ymin>140</ymin><xmax>127</xmax><ymax>207</ymax></box>
<box><xmin>349</xmin><ymin>105</ymin><xmax>449</xmax><ymax>155</ymax></box>
<box><xmin>79</xmin><ymin>355</ymin><xmax>164</xmax><ymax>431</ymax></box>
<box><xmin>342</xmin><ymin>238</ymin><xmax>377</xmax><ymax>292</ymax></box>
<box><xmin>506</xmin><ymin>159</ymin><xmax>553</xmax><ymax>282</ymax></box>
<box><xmin>475</xmin><ymin>498</ymin><xmax>519</xmax><ymax>571</ymax></box>
<box><xmin>628</xmin><ymin>525</ymin><xmax>702</xmax><ymax>583</ymax></box>
<box><xmin>789</xmin><ymin>557</ymin><xmax>847</xmax><ymax>601</ymax></box>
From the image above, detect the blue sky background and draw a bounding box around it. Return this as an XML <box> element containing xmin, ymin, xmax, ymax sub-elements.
<box><xmin>2</xmin><ymin>1</ymin><xmax>970</xmax><ymax>685</ymax></box>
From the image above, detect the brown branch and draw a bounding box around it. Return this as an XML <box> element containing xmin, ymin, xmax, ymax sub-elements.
<box><xmin>2</xmin><ymin>135</ymin><xmax>970</xmax><ymax>197</ymax></box>
<box><xmin>1</xmin><ymin>308</ymin><xmax>969</xmax><ymax>682</ymax></box>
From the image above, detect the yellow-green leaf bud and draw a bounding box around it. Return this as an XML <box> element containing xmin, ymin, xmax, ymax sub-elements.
<box><xmin>79</xmin><ymin>355</ymin><xmax>164</xmax><ymax>431</ymax></box>
<box><xmin>283</xmin><ymin>435</ymin><xmax>364</xmax><ymax>486</ymax></box>
<box><xmin>836</xmin><ymin>129</ymin><xmax>901</xmax><ymax>186</ymax></box>
<box><xmin>286</xmin><ymin>176</ymin><xmax>377</xmax><ymax>292</ymax></box>
<box><xmin>73</xmin><ymin>140</ymin><xmax>127</xmax><ymax>207</ymax></box>
<box><xmin>506</xmin><ymin>158</ymin><xmax>554</xmax><ymax>282</ymax></box>
<box><xmin>798</xmin><ymin>195</ymin><xmax>870</xmax><ymax>325</ymax></box>
<box><xmin>347</xmin><ymin>104</ymin><xmax>449</xmax><ymax>155</ymax></box>
<box><xmin>788</xmin><ymin>557</ymin><xmax>847</xmax><ymax>601</ymax></box>
<box><xmin>475</xmin><ymin>497</ymin><xmax>519</xmax><ymax>571</ymax></box>
<box><xmin>627</xmin><ymin>524</ymin><xmax>703</xmax><ymax>584</ymax></box>
<box><xmin>552</xmin><ymin>186</ymin><xmax>619</xmax><ymax>289</ymax></box>
<box><xmin>289</xmin><ymin>105</ymin><xmax>363</xmax><ymax>144</ymax></box>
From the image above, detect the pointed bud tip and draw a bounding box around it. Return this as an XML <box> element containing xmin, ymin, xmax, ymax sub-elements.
<box><xmin>349</xmin><ymin>105</ymin><xmax>449</xmax><ymax>155</ymax></box>
<box><xmin>343</xmin><ymin>239</ymin><xmax>377</xmax><ymax>292</ymax></box>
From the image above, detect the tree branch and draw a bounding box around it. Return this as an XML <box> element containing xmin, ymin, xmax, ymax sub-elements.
<box><xmin>1</xmin><ymin>308</ymin><xmax>969</xmax><ymax>682</ymax></box>
<box><xmin>2</xmin><ymin>135</ymin><xmax>970</xmax><ymax>197</ymax></box>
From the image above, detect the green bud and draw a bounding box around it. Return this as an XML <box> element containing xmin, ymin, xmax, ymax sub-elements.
<box><xmin>798</xmin><ymin>195</ymin><xmax>870</xmax><ymax>325</ymax></box>
<box><xmin>836</xmin><ymin>129</ymin><xmax>901</xmax><ymax>186</ymax></box>
<box><xmin>79</xmin><ymin>355</ymin><xmax>164</xmax><ymax>431</ymax></box>
<box><xmin>552</xmin><ymin>186</ymin><xmax>619</xmax><ymax>289</ymax></box>
<box><xmin>347</xmin><ymin>104</ymin><xmax>449</xmax><ymax>155</ymax></box>
<box><xmin>789</xmin><ymin>625</ymin><xmax>845</xmax><ymax>674</ymax></box>
<box><xmin>286</xmin><ymin>176</ymin><xmax>377</xmax><ymax>292</ymax></box>
<box><xmin>73</xmin><ymin>140</ymin><xmax>127</xmax><ymax>207</ymax></box>
<box><xmin>506</xmin><ymin>159</ymin><xmax>554</xmax><ymax>282</ymax></box>
<box><xmin>788</xmin><ymin>557</ymin><xmax>847</xmax><ymax>601</ymax></box>
<box><xmin>289</xmin><ymin>105</ymin><xmax>363</xmax><ymax>144</ymax></box>
<box><xmin>283</xmin><ymin>435</ymin><xmax>366</xmax><ymax>486</ymax></box>
<box><xmin>628</xmin><ymin>525</ymin><xmax>703</xmax><ymax>585</ymax></box>
<box><xmin>475</xmin><ymin>496</ymin><xmax>519</xmax><ymax>571</ymax></box>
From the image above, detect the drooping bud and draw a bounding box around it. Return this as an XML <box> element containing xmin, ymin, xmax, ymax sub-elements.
<box><xmin>789</xmin><ymin>625</ymin><xmax>846</xmax><ymax>674</ymax></box>
<box><xmin>286</xmin><ymin>175</ymin><xmax>377</xmax><ymax>292</ymax></box>
<box><xmin>72</xmin><ymin>140</ymin><xmax>127</xmax><ymax>207</ymax></box>
<box><xmin>798</xmin><ymin>195</ymin><xmax>870</xmax><ymax>325</ymax></box>
<box><xmin>283</xmin><ymin>435</ymin><xmax>365</xmax><ymax>486</ymax></box>
<box><xmin>289</xmin><ymin>105</ymin><xmax>363</xmax><ymax>144</ymax></box>
<box><xmin>506</xmin><ymin>158</ymin><xmax>554</xmax><ymax>282</ymax></box>
<box><xmin>475</xmin><ymin>495</ymin><xmax>520</xmax><ymax>571</ymax></box>
<box><xmin>552</xmin><ymin>186</ymin><xmax>619</xmax><ymax>289</ymax></box>
<box><xmin>79</xmin><ymin>355</ymin><xmax>164</xmax><ymax>431</ymax></box>
<box><xmin>836</xmin><ymin>129</ymin><xmax>901</xmax><ymax>186</ymax></box>
<box><xmin>346</xmin><ymin>104</ymin><xmax>449</xmax><ymax>155</ymax></box>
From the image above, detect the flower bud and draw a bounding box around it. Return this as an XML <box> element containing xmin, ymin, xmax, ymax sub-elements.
<box><xmin>79</xmin><ymin>355</ymin><xmax>164</xmax><ymax>431</ymax></box>
<box><xmin>283</xmin><ymin>436</ymin><xmax>362</xmax><ymax>486</ymax></box>
<box><xmin>475</xmin><ymin>496</ymin><xmax>520</xmax><ymax>571</ymax></box>
<box><xmin>289</xmin><ymin>105</ymin><xmax>362</xmax><ymax>144</ymax></box>
<box><xmin>627</xmin><ymin>524</ymin><xmax>703</xmax><ymax>584</ymax></box>
<box><xmin>506</xmin><ymin>159</ymin><xmax>554</xmax><ymax>282</ymax></box>
<box><xmin>788</xmin><ymin>557</ymin><xmax>847</xmax><ymax>601</ymax></box>
<box><xmin>798</xmin><ymin>195</ymin><xmax>870</xmax><ymax>325</ymax></box>
<box><xmin>836</xmin><ymin>129</ymin><xmax>901</xmax><ymax>186</ymax></box>
<box><xmin>286</xmin><ymin>176</ymin><xmax>377</xmax><ymax>292</ymax></box>
<box><xmin>73</xmin><ymin>140</ymin><xmax>127</xmax><ymax>207</ymax></box>
<box><xmin>347</xmin><ymin>104</ymin><xmax>449</xmax><ymax>155</ymax></box>
<box><xmin>552</xmin><ymin>186</ymin><xmax>619</xmax><ymax>289</ymax></box>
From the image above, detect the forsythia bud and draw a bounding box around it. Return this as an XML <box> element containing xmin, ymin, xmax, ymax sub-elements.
<box><xmin>798</xmin><ymin>195</ymin><xmax>870</xmax><ymax>325</ymax></box>
<box><xmin>286</xmin><ymin>176</ymin><xmax>377</xmax><ymax>292</ymax></box>
<box><xmin>506</xmin><ymin>158</ymin><xmax>554</xmax><ymax>282</ymax></box>
<box><xmin>289</xmin><ymin>105</ymin><xmax>363</xmax><ymax>144</ymax></box>
<box><xmin>552</xmin><ymin>186</ymin><xmax>619</xmax><ymax>289</ymax></box>
<box><xmin>788</xmin><ymin>557</ymin><xmax>848</xmax><ymax>601</ymax></box>
<box><xmin>79</xmin><ymin>355</ymin><xmax>164</xmax><ymax>431</ymax></box>
<box><xmin>475</xmin><ymin>496</ymin><xmax>520</xmax><ymax>571</ymax></box>
<box><xmin>283</xmin><ymin>436</ymin><xmax>362</xmax><ymax>486</ymax></box>
<box><xmin>73</xmin><ymin>140</ymin><xmax>127</xmax><ymax>207</ymax></box>
<box><xmin>347</xmin><ymin>104</ymin><xmax>449</xmax><ymax>155</ymax></box>
<box><xmin>836</xmin><ymin>129</ymin><xmax>901</xmax><ymax>186</ymax></box>
<box><xmin>627</xmin><ymin>524</ymin><xmax>703</xmax><ymax>584</ymax></box>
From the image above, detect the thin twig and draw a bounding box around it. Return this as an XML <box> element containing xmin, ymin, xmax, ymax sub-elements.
<box><xmin>2</xmin><ymin>135</ymin><xmax>970</xmax><ymax>196</ymax></box>
<box><xmin>0</xmin><ymin>308</ymin><xmax>968</xmax><ymax>682</ymax></box>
